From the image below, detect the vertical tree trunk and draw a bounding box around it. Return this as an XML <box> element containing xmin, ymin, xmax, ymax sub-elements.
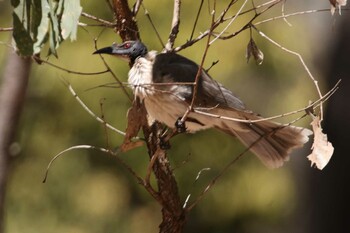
<box><xmin>0</xmin><ymin>49</ymin><xmax>32</xmax><ymax>233</ymax></box>
<box><xmin>111</xmin><ymin>1</ymin><xmax>186</xmax><ymax>232</ymax></box>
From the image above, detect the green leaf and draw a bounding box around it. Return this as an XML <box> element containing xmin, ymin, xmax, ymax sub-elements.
<box><xmin>60</xmin><ymin>0</ymin><xmax>82</xmax><ymax>41</ymax></box>
<box><xmin>47</xmin><ymin>0</ymin><xmax>62</xmax><ymax>57</ymax></box>
<box><xmin>33</xmin><ymin>0</ymin><xmax>51</xmax><ymax>54</ymax></box>
<box><xmin>12</xmin><ymin>12</ymin><xmax>34</xmax><ymax>56</ymax></box>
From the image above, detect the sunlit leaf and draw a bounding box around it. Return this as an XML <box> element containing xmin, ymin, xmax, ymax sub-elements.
<box><xmin>307</xmin><ymin>116</ymin><xmax>334</xmax><ymax>170</ymax></box>
<box><xmin>47</xmin><ymin>0</ymin><xmax>62</xmax><ymax>57</ymax></box>
<box><xmin>33</xmin><ymin>0</ymin><xmax>51</xmax><ymax>54</ymax></box>
<box><xmin>61</xmin><ymin>0</ymin><xmax>82</xmax><ymax>41</ymax></box>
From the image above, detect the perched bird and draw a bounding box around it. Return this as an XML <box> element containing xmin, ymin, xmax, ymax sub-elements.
<box><xmin>94</xmin><ymin>40</ymin><xmax>312</xmax><ymax>168</ymax></box>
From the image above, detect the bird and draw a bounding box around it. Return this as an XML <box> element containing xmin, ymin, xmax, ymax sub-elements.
<box><xmin>94</xmin><ymin>40</ymin><xmax>312</xmax><ymax>168</ymax></box>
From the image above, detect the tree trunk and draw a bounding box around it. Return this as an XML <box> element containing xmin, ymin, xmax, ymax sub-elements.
<box><xmin>111</xmin><ymin>1</ymin><xmax>186</xmax><ymax>232</ymax></box>
<box><xmin>0</xmin><ymin>49</ymin><xmax>32</xmax><ymax>233</ymax></box>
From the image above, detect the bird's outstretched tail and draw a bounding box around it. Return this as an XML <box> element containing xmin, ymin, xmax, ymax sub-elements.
<box><xmin>218</xmin><ymin>112</ymin><xmax>313</xmax><ymax>168</ymax></box>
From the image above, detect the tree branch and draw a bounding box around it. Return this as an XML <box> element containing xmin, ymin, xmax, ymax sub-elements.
<box><xmin>165</xmin><ymin>0</ymin><xmax>181</xmax><ymax>51</ymax></box>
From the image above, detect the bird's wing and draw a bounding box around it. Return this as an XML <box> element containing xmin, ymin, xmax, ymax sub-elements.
<box><xmin>152</xmin><ymin>52</ymin><xmax>247</xmax><ymax>111</ymax></box>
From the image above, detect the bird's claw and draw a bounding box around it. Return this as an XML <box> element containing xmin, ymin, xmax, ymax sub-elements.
<box><xmin>159</xmin><ymin>136</ymin><xmax>171</xmax><ymax>150</ymax></box>
<box><xmin>175</xmin><ymin>118</ymin><xmax>187</xmax><ymax>133</ymax></box>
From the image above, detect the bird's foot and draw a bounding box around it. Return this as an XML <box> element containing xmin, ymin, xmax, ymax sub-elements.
<box><xmin>175</xmin><ymin>118</ymin><xmax>187</xmax><ymax>133</ymax></box>
<box><xmin>159</xmin><ymin>135</ymin><xmax>171</xmax><ymax>150</ymax></box>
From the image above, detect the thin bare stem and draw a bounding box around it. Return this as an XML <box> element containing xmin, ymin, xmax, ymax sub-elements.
<box><xmin>142</xmin><ymin>4</ymin><xmax>165</xmax><ymax>49</ymax></box>
<box><xmin>189</xmin><ymin>0</ymin><xmax>204</xmax><ymax>41</ymax></box>
<box><xmin>252</xmin><ymin>25</ymin><xmax>324</xmax><ymax>120</ymax></box>
<box><xmin>186</xmin><ymin>112</ymin><xmax>310</xmax><ymax>211</ymax></box>
<box><xmin>0</xmin><ymin>28</ymin><xmax>13</xmax><ymax>32</ymax></box>
<box><xmin>94</xmin><ymin>39</ymin><xmax>133</xmax><ymax>101</ymax></box>
<box><xmin>81</xmin><ymin>12</ymin><xmax>115</xmax><ymax>26</ymax></box>
<box><xmin>210</xmin><ymin>0</ymin><xmax>249</xmax><ymax>45</ymax></box>
<box><xmin>183</xmin><ymin>167</ymin><xmax>211</xmax><ymax>208</ymax></box>
<box><xmin>179</xmin><ymin>1</ymin><xmax>216</xmax><ymax>124</ymax></box>
<box><xmin>165</xmin><ymin>0</ymin><xmax>181</xmax><ymax>51</ymax></box>
<box><xmin>254</xmin><ymin>9</ymin><xmax>334</xmax><ymax>26</ymax></box>
<box><xmin>38</xmin><ymin>59</ymin><xmax>109</xmax><ymax>75</ymax></box>
<box><xmin>281</xmin><ymin>0</ymin><xmax>292</xmax><ymax>26</ymax></box>
<box><xmin>67</xmin><ymin>84</ymin><xmax>127</xmax><ymax>136</ymax></box>
<box><xmin>132</xmin><ymin>0</ymin><xmax>143</xmax><ymax>16</ymax></box>
<box><xmin>194</xmin><ymin>80</ymin><xmax>339</xmax><ymax>123</ymax></box>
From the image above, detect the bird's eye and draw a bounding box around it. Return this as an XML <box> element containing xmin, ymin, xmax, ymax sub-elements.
<box><xmin>124</xmin><ymin>43</ymin><xmax>131</xmax><ymax>49</ymax></box>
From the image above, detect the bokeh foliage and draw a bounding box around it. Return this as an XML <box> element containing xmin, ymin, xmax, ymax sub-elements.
<box><xmin>0</xmin><ymin>1</ymin><xmax>329</xmax><ymax>232</ymax></box>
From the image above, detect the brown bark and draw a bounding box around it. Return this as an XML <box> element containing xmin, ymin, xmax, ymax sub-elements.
<box><xmin>113</xmin><ymin>0</ymin><xmax>140</xmax><ymax>41</ymax></box>
<box><xmin>111</xmin><ymin>1</ymin><xmax>186</xmax><ymax>232</ymax></box>
<box><xmin>0</xmin><ymin>50</ymin><xmax>32</xmax><ymax>233</ymax></box>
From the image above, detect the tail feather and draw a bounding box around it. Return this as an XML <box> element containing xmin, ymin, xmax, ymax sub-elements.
<box><xmin>218</xmin><ymin>113</ymin><xmax>312</xmax><ymax>168</ymax></box>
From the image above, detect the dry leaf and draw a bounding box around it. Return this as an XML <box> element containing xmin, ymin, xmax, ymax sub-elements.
<box><xmin>330</xmin><ymin>0</ymin><xmax>347</xmax><ymax>15</ymax></box>
<box><xmin>307</xmin><ymin>116</ymin><xmax>334</xmax><ymax>170</ymax></box>
<box><xmin>246</xmin><ymin>38</ymin><xmax>264</xmax><ymax>65</ymax></box>
<box><xmin>120</xmin><ymin>100</ymin><xmax>145</xmax><ymax>152</ymax></box>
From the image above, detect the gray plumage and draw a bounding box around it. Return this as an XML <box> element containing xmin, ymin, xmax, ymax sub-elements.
<box><xmin>94</xmin><ymin>41</ymin><xmax>312</xmax><ymax>168</ymax></box>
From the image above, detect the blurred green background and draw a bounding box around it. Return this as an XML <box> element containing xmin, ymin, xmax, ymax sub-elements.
<box><xmin>0</xmin><ymin>1</ymin><xmax>345</xmax><ymax>233</ymax></box>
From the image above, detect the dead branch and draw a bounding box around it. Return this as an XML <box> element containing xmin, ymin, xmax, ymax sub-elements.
<box><xmin>81</xmin><ymin>12</ymin><xmax>115</xmax><ymax>26</ymax></box>
<box><xmin>67</xmin><ymin>84</ymin><xmax>127</xmax><ymax>136</ymax></box>
<box><xmin>165</xmin><ymin>0</ymin><xmax>181</xmax><ymax>51</ymax></box>
<box><xmin>252</xmin><ymin>25</ymin><xmax>324</xmax><ymax>120</ymax></box>
<box><xmin>36</xmin><ymin>58</ymin><xmax>109</xmax><ymax>75</ymax></box>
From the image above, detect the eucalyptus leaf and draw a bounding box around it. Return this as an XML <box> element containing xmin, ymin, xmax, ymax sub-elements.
<box><xmin>12</xmin><ymin>12</ymin><xmax>34</xmax><ymax>56</ymax></box>
<box><xmin>61</xmin><ymin>0</ymin><xmax>82</xmax><ymax>41</ymax></box>
<box><xmin>33</xmin><ymin>0</ymin><xmax>51</xmax><ymax>54</ymax></box>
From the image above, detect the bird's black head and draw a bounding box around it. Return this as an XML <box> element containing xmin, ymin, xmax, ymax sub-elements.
<box><xmin>93</xmin><ymin>40</ymin><xmax>148</xmax><ymax>64</ymax></box>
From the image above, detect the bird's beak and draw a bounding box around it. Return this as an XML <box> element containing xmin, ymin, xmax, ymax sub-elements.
<box><xmin>93</xmin><ymin>46</ymin><xmax>114</xmax><ymax>55</ymax></box>
<box><xmin>93</xmin><ymin>45</ymin><xmax>131</xmax><ymax>62</ymax></box>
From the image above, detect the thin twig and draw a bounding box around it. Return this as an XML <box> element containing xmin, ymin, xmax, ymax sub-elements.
<box><xmin>94</xmin><ymin>39</ymin><xmax>133</xmax><ymax>101</ymax></box>
<box><xmin>79</xmin><ymin>22</ymin><xmax>111</xmax><ymax>27</ymax></box>
<box><xmin>81</xmin><ymin>12</ymin><xmax>115</xmax><ymax>26</ymax></box>
<box><xmin>179</xmin><ymin>1</ymin><xmax>216</xmax><ymax>124</ymax></box>
<box><xmin>254</xmin><ymin>9</ymin><xmax>335</xmax><ymax>26</ymax></box>
<box><xmin>67</xmin><ymin>84</ymin><xmax>127</xmax><ymax>136</ymax></box>
<box><xmin>210</xmin><ymin>0</ymin><xmax>249</xmax><ymax>45</ymax></box>
<box><xmin>252</xmin><ymin>25</ymin><xmax>324</xmax><ymax>120</ymax></box>
<box><xmin>132</xmin><ymin>0</ymin><xmax>143</xmax><ymax>16</ymax></box>
<box><xmin>42</xmin><ymin>144</ymin><xmax>160</xmax><ymax>200</ymax></box>
<box><xmin>165</xmin><ymin>0</ymin><xmax>181</xmax><ymax>51</ymax></box>
<box><xmin>142</xmin><ymin>4</ymin><xmax>165</xmax><ymax>49</ymax></box>
<box><xmin>281</xmin><ymin>0</ymin><xmax>292</xmax><ymax>26</ymax></box>
<box><xmin>217</xmin><ymin>1</ymin><xmax>281</xmax><ymax>40</ymax></box>
<box><xmin>183</xmin><ymin>167</ymin><xmax>211</xmax><ymax>208</ymax></box>
<box><xmin>194</xmin><ymin>80</ymin><xmax>340</xmax><ymax>123</ymax></box>
<box><xmin>222</xmin><ymin>0</ymin><xmax>281</xmax><ymax>22</ymax></box>
<box><xmin>38</xmin><ymin>59</ymin><xmax>109</xmax><ymax>75</ymax></box>
<box><xmin>186</xmin><ymin>111</ymin><xmax>310</xmax><ymax>211</ymax></box>
<box><xmin>0</xmin><ymin>27</ymin><xmax>13</xmax><ymax>32</ymax></box>
<box><xmin>99</xmin><ymin>98</ymin><xmax>111</xmax><ymax>149</ymax></box>
<box><xmin>189</xmin><ymin>0</ymin><xmax>205</xmax><ymax>41</ymax></box>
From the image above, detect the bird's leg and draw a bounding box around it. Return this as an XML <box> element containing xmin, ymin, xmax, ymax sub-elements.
<box><xmin>159</xmin><ymin>127</ymin><xmax>171</xmax><ymax>150</ymax></box>
<box><xmin>175</xmin><ymin>117</ymin><xmax>187</xmax><ymax>133</ymax></box>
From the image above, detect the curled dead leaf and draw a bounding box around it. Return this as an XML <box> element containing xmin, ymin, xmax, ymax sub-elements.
<box><xmin>120</xmin><ymin>100</ymin><xmax>146</xmax><ymax>152</ymax></box>
<box><xmin>307</xmin><ymin>116</ymin><xmax>334</xmax><ymax>170</ymax></box>
<box><xmin>246</xmin><ymin>38</ymin><xmax>264</xmax><ymax>65</ymax></box>
<box><xmin>330</xmin><ymin>0</ymin><xmax>347</xmax><ymax>15</ymax></box>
